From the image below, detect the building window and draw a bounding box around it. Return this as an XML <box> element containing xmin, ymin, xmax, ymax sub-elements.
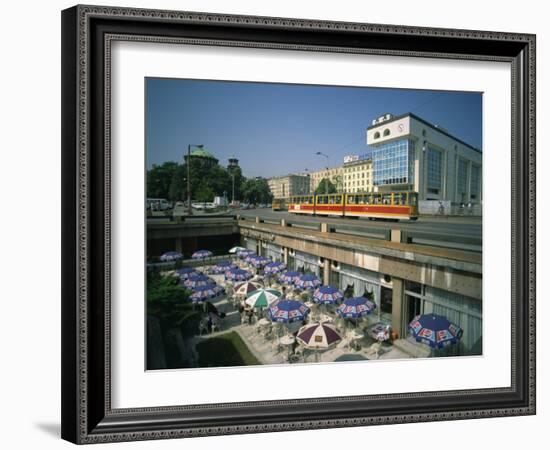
<box><xmin>470</xmin><ymin>165</ymin><xmax>480</xmax><ymax>200</ymax></box>
<box><xmin>457</xmin><ymin>159</ymin><xmax>469</xmax><ymax>201</ymax></box>
<box><xmin>374</xmin><ymin>132</ymin><xmax>380</xmax><ymax>139</ymax></box>
<box><xmin>427</xmin><ymin>146</ymin><xmax>442</xmax><ymax>193</ymax></box>
<box><xmin>372</xmin><ymin>139</ymin><xmax>415</xmax><ymax>186</ymax></box>
<box><xmin>383</xmin><ymin>129</ymin><xmax>391</xmax><ymax>137</ymax></box>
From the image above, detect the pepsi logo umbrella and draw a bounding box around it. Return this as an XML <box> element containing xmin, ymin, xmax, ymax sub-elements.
<box><xmin>212</xmin><ymin>260</ymin><xmax>237</xmax><ymax>274</ymax></box>
<box><xmin>313</xmin><ymin>285</ymin><xmax>344</xmax><ymax>305</ymax></box>
<box><xmin>160</xmin><ymin>251</ymin><xmax>183</xmax><ymax>262</ymax></box>
<box><xmin>237</xmin><ymin>249</ymin><xmax>255</xmax><ymax>258</ymax></box>
<box><xmin>191</xmin><ymin>249</ymin><xmax>213</xmax><ymax>259</ymax></box>
<box><xmin>295</xmin><ymin>274</ymin><xmax>322</xmax><ymax>290</ymax></box>
<box><xmin>250</xmin><ymin>256</ymin><xmax>270</xmax><ymax>268</ymax></box>
<box><xmin>244</xmin><ymin>253</ymin><xmax>259</xmax><ymax>262</ymax></box>
<box><xmin>296</xmin><ymin>322</ymin><xmax>342</xmax><ymax>349</ymax></box>
<box><xmin>183</xmin><ymin>274</ymin><xmax>216</xmax><ymax>288</ymax></box>
<box><xmin>267</xmin><ymin>299</ymin><xmax>310</xmax><ymax>323</ymax></box>
<box><xmin>264</xmin><ymin>261</ymin><xmax>286</xmax><ymax>275</ymax></box>
<box><xmin>245</xmin><ymin>288</ymin><xmax>282</xmax><ymax>308</ymax></box>
<box><xmin>336</xmin><ymin>297</ymin><xmax>376</xmax><ymax>319</ymax></box>
<box><xmin>189</xmin><ymin>284</ymin><xmax>224</xmax><ymax>302</ymax></box>
<box><xmin>233</xmin><ymin>281</ymin><xmax>263</xmax><ymax>297</ymax></box>
<box><xmin>225</xmin><ymin>268</ymin><xmax>253</xmax><ymax>282</ymax></box>
<box><xmin>175</xmin><ymin>267</ymin><xmax>198</xmax><ymax>280</ymax></box>
<box><xmin>278</xmin><ymin>271</ymin><xmax>301</xmax><ymax>285</ymax></box>
<box><xmin>408</xmin><ymin>314</ymin><xmax>463</xmax><ymax>349</ymax></box>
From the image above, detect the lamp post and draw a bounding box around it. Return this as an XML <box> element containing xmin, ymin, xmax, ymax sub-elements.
<box><xmin>187</xmin><ymin>144</ymin><xmax>204</xmax><ymax>215</ymax></box>
<box><xmin>316</xmin><ymin>151</ymin><xmax>330</xmax><ymax>195</ymax></box>
<box><xmin>231</xmin><ymin>172</ymin><xmax>235</xmax><ymax>204</ymax></box>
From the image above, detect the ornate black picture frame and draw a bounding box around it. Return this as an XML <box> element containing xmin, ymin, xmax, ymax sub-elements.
<box><xmin>61</xmin><ymin>4</ymin><xmax>536</xmax><ymax>444</ymax></box>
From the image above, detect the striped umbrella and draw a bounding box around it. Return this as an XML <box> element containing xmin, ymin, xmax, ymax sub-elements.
<box><xmin>278</xmin><ymin>271</ymin><xmax>301</xmax><ymax>285</ymax></box>
<box><xmin>408</xmin><ymin>314</ymin><xmax>463</xmax><ymax>349</ymax></box>
<box><xmin>160</xmin><ymin>251</ymin><xmax>183</xmax><ymax>262</ymax></box>
<box><xmin>267</xmin><ymin>299</ymin><xmax>310</xmax><ymax>323</ymax></box>
<box><xmin>312</xmin><ymin>286</ymin><xmax>344</xmax><ymax>305</ymax></box>
<box><xmin>295</xmin><ymin>274</ymin><xmax>322</xmax><ymax>290</ymax></box>
<box><xmin>336</xmin><ymin>297</ymin><xmax>376</xmax><ymax>319</ymax></box>
<box><xmin>183</xmin><ymin>274</ymin><xmax>216</xmax><ymax>288</ymax></box>
<box><xmin>175</xmin><ymin>267</ymin><xmax>198</xmax><ymax>280</ymax></box>
<box><xmin>245</xmin><ymin>288</ymin><xmax>282</xmax><ymax>308</ymax></box>
<box><xmin>233</xmin><ymin>281</ymin><xmax>263</xmax><ymax>297</ymax></box>
<box><xmin>296</xmin><ymin>322</ymin><xmax>342</xmax><ymax>349</ymax></box>
<box><xmin>212</xmin><ymin>260</ymin><xmax>237</xmax><ymax>274</ymax></box>
<box><xmin>264</xmin><ymin>261</ymin><xmax>286</xmax><ymax>275</ymax></box>
<box><xmin>225</xmin><ymin>268</ymin><xmax>253</xmax><ymax>282</ymax></box>
<box><xmin>191</xmin><ymin>249</ymin><xmax>213</xmax><ymax>259</ymax></box>
<box><xmin>189</xmin><ymin>284</ymin><xmax>224</xmax><ymax>302</ymax></box>
<box><xmin>237</xmin><ymin>249</ymin><xmax>255</xmax><ymax>258</ymax></box>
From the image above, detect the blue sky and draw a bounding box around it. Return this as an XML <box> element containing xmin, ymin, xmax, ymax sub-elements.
<box><xmin>146</xmin><ymin>78</ymin><xmax>482</xmax><ymax>177</ymax></box>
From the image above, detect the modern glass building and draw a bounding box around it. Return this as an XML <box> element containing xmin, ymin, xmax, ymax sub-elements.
<box><xmin>372</xmin><ymin>139</ymin><xmax>416</xmax><ymax>187</ymax></box>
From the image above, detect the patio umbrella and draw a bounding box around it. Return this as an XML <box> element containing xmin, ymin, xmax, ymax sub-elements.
<box><xmin>408</xmin><ymin>314</ymin><xmax>463</xmax><ymax>349</ymax></box>
<box><xmin>249</xmin><ymin>256</ymin><xmax>270</xmax><ymax>268</ymax></box>
<box><xmin>278</xmin><ymin>271</ymin><xmax>301</xmax><ymax>285</ymax></box>
<box><xmin>189</xmin><ymin>284</ymin><xmax>224</xmax><ymax>302</ymax></box>
<box><xmin>229</xmin><ymin>246</ymin><xmax>246</xmax><ymax>254</ymax></box>
<box><xmin>296</xmin><ymin>322</ymin><xmax>342</xmax><ymax>349</ymax></box>
<box><xmin>237</xmin><ymin>249</ymin><xmax>255</xmax><ymax>258</ymax></box>
<box><xmin>191</xmin><ymin>249</ymin><xmax>213</xmax><ymax>259</ymax></box>
<box><xmin>212</xmin><ymin>260</ymin><xmax>237</xmax><ymax>274</ymax></box>
<box><xmin>295</xmin><ymin>274</ymin><xmax>322</xmax><ymax>290</ymax></box>
<box><xmin>159</xmin><ymin>251</ymin><xmax>183</xmax><ymax>262</ymax></box>
<box><xmin>245</xmin><ymin>288</ymin><xmax>282</xmax><ymax>309</ymax></box>
<box><xmin>233</xmin><ymin>281</ymin><xmax>263</xmax><ymax>297</ymax></box>
<box><xmin>225</xmin><ymin>268</ymin><xmax>253</xmax><ymax>282</ymax></box>
<box><xmin>244</xmin><ymin>253</ymin><xmax>260</xmax><ymax>263</ymax></box>
<box><xmin>313</xmin><ymin>285</ymin><xmax>344</xmax><ymax>305</ymax></box>
<box><xmin>267</xmin><ymin>299</ymin><xmax>310</xmax><ymax>324</ymax></box>
<box><xmin>183</xmin><ymin>274</ymin><xmax>216</xmax><ymax>288</ymax></box>
<box><xmin>175</xmin><ymin>267</ymin><xmax>198</xmax><ymax>280</ymax></box>
<box><xmin>264</xmin><ymin>261</ymin><xmax>286</xmax><ymax>275</ymax></box>
<box><xmin>336</xmin><ymin>297</ymin><xmax>377</xmax><ymax>319</ymax></box>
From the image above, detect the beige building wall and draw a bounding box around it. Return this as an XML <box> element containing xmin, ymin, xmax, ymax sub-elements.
<box><xmin>308</xmin><ymin>167</ymin><xmax>344</xmax><ymax>193</ymax></box>
<box><xmin>267</xmin><ymin>174</ymin><xmax>311</xmax><ymax>198</ymax></box>
<box><xmin>342</xmin><ymin>159</ymin><xmax>373</xmax><ymax>193</ymax></box>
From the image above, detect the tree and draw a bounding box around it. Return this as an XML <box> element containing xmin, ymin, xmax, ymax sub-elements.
<box><xmin>315</xmin><ymin>178</ymin><xmax>337</xmax><ymax>195</ymax></box>
<box><xmin>147</xmin><ymin>161</ymin><xmax>179</xmax><ymax>199</ymax></box>
<box><xmin>241</xmin><ymin>178</ymin><xmax>273</xmax><ymax>204</ymax></box>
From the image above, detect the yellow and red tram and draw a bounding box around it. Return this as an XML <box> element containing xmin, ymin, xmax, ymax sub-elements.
<box><xmin>286</xmin><ymin>191</ymin><xmax>418</xmax><ymax>221</ymax></box>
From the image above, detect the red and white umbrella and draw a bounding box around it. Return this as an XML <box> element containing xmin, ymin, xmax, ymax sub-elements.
<box><xmin>233</xmin><ymin>281</ymin><xmax>263</xmax><ymax>297</ymax></box>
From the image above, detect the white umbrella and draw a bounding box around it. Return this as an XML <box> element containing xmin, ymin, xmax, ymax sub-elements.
<box><xmin>229</xmin><ymin>246</ymin><xmax>246</xmax><ymax>254</ymax></box>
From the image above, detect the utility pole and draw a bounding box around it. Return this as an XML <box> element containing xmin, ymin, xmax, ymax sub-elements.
<box><xmin>187</xmin><ymin>144</ymin><xmax>203</xmax><ymax>215</ymax></box>
<box><xmin>316</xmin><ymin>151</ymin><xmax>330</xmax><ymax>195</ymax></box>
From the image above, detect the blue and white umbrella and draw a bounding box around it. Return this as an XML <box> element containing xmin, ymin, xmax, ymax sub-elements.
<box><xmin>212</xmin><ymin>260</ymin><xmax>237</xmax><ymax>274</ymax></box>
<box><xmin>225</xmin><ymin>268</ymin><xmax>253</xmax><ymax>282</ymax></box>
<box><xmin>408</xmin><ymin>314</ymin><xmax>463</xmax><ymax>349</ymax></box>
<box><xmin>244</xmin><ymin>253</ymin><xmax>259</xmax><ymax>263</ymax></box>
<box><xmin>278</xmin><ymin>271</ymin><xmax>301</xmax><ymax>285</ymax></box>
<box><xmin>336</xmin><ymin>297</ymin><xmax>376</xmax><ymax>319</ymax></box>
<box><xmin>160</xmin><ymin>251</ymin><xmax>183</xmax><ymax>262</ymax></box>
<box><xmin>267</xmin><ymin>299</ymin><xmax>310</xmax><ymax>323</ymax></box>
<box><xmin>175</xmin><ymin>267</ymin><xmax>198</xmax><ymax>280</ymax></box>
<box><xmin>295</xmin><ymin>274</ymin><xmax>322</xmax><ymax>290</ymax></box>
<box><xmin>249</xmin><ymin>256</ymin><xmax>270</xmax><ymax>268</ymax></box>
<box><xmin>237</xmin><ymin>249</ymin><xmax>255</xmax><ymax>258</ymax></box>
<box><xmin>313</xmin><ymin>286</ymin><xmax>344</xmax><ymax>305</ymax></box>
<box><xmin>189</xmin><ymin>284</ymin><xmax>224</xmax><ymax>302</ymax></box>
<box><xmin>191</xmin><ymin>249</ymin><xmax>213</xmax><ymax>259</ymax></box>
<box><xmin>264</xmin><ymin>261</ymin><xmax>286</xmax><ymax>275</ymax></box>
<box><xmin>183</xmin><ymin>274</ymin><xmax>216</xmax><ymax>288</ymax></box>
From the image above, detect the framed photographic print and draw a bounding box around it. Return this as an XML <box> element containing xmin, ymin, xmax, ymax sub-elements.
<box><xmin>61</xmin><ymin>4</ymin><xmax>536</xmax><ymax>444</ymax></box>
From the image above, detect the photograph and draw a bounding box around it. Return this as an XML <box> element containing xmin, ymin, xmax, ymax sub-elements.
<box><xmin>145</xmin><ymin>78</ymin><xmax>483</xmax><ymax>370</ymax></box>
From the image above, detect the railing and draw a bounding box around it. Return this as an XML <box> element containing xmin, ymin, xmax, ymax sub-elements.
<box><xmin>237</xmin><ymin>214</ymin><xmax>481</xmax><ymax>253</ymax></box>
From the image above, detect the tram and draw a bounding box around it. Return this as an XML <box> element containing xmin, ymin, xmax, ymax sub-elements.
<box><xmin>287</xmin><ymin>191</ymin><xmax>418</xmax><ymax>221</ymax></box>
<box><xmin>272</xmin><ymin>197</ymin><xmax>289</xmax><ymax>211</ymax></box>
